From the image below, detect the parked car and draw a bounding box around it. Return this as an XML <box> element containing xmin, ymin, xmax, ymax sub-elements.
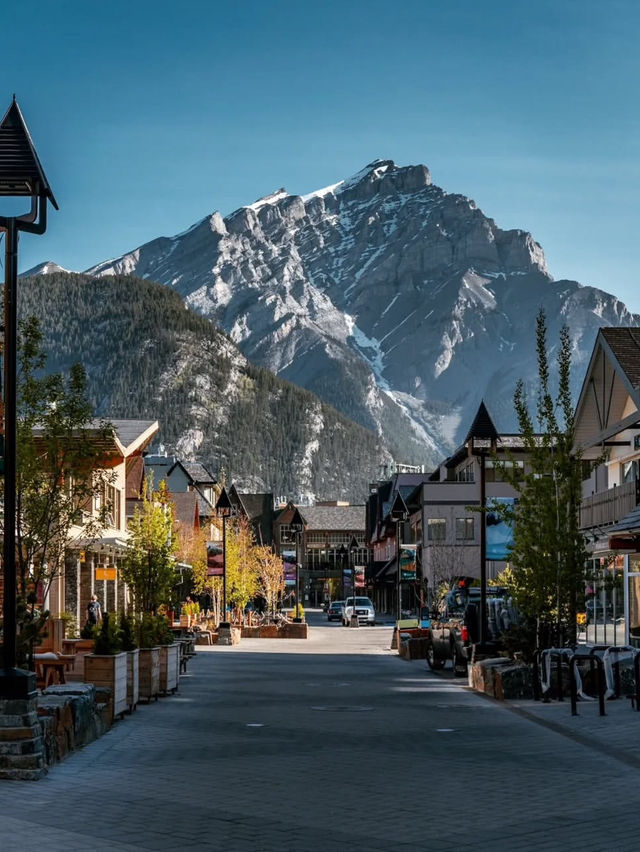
<box><xmin>327</xmin><ymin>601</ymin><xmax>345</xmax><ymax>622</ymax></box>
<box><xmin>427</xmin><ymin>583</ymin><xmax>516</xmax><ymax>676</ymax></box>
<box><xmin>343</xmin><ymin>596</ymin><xmax>376</xmax><ymax>626</ymax></box>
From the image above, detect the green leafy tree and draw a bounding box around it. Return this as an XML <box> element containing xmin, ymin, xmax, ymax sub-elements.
<box><xmin>120</xmin><ymin>478</ymin><xmax>178</xmax><ymax>614</ymax></box>
<box><xmin>496</xmin><ymin>309</ymin><xmax>588</xmax><ymax>653</ymax></box>
<box><xmin>6</xmin><ymin>317</ymin><xmax>115</xmax><ymax>666</ymax></box>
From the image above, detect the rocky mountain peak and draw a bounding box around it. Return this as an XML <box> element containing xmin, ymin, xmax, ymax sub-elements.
<box><xmin>76</xmin><ymin>160</ymin><xmax>638</xmax><ymax>465</ymax></box>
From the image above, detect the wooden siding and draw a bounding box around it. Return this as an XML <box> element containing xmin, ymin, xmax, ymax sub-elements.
<box><xmin>580</xmin><ymin>480</ymin><xmax>640</xmax><ymax>529</ymax></box>
<box><xmin>84</xmin><ymin>652</ymin><xmax>128</xmax><ymax>721</ymax></box>
<box><xmin>138</xmin><ymin>647</ymin><xmax>160</xmax><ymax>701</ymax></box>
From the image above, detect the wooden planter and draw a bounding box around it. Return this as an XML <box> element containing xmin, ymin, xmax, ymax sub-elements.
<box><xmin>84</xmin><ymin>652</ymin><xmax>128</xmax><ymax>721</ymax></box>
<box><xmin>138</xmin><ymin>647</ymin><xmax>160</xmax><ymax>702</ymax></box>
<box><xmin>126</xmin><ymin>649</ymin><xmax>139</xmax><ymax>712</ymax></box>
<box><xmin>159</xmin><ymin>643</ymin><xmax>180</xmax><ymax>695</ymax></box>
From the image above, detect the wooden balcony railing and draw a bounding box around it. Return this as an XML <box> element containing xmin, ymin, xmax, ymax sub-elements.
<box><xmin>580</xmin><ymin>480</ymin><xmax>640</xmax><ymax>529</ymax></box>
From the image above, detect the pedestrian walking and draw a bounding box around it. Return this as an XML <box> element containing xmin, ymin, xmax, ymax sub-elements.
<box><xmin>87</xmin><ymin>594</ymin><xmax>102</xmax><ymax>626</ymax></box>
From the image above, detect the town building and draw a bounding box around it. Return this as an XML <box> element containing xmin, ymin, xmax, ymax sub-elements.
<box><xmin>574</xmin><ymin>327</ymin><xmax>640</xmax><ymax>646</ymax></box>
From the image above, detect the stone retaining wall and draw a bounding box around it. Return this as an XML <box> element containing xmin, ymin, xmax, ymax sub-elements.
<box><xmin>37</xmin><ymin>684</ymin><xmax>111</xmax><ymax>767</ymax></box>
<box><xmin>471</xmin><ymin>658</ymin><xmax>533</xmax><ymax>700</ymax></box>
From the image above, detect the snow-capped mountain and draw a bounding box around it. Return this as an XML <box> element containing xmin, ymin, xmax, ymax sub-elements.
<box><xmin>84</xmin><ymin>159</ymin><xmax>639</xmax><ymax>462</ymax></box>
<box><xmin>20</xmin><ymin>261</ymin><xmax>71</xmax><ymax>277</ymax></box>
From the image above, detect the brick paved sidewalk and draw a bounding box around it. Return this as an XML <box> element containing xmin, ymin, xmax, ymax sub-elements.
<box><xmin>0</xmin><ymin>620</ymin><xmax>639</xmax><ymax>851</ymax></box>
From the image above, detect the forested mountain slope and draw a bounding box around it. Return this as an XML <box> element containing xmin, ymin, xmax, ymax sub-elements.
<box><xmin>19</xmin><ymin>272</ymin><xmax>391</xmax><ymax>502</ymax></box>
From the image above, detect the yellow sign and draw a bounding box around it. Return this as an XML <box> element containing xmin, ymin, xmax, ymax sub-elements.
<box><xmin>95</xmin><ymin>567</ymin><xmax>117</xmax><ymax>581</ymax></box>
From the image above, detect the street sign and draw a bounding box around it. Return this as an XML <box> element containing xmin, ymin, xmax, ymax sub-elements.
<box><xmin>95</xmin><ymin>567</ymin><xmax>116</xmax><ymax>581</ymax></box>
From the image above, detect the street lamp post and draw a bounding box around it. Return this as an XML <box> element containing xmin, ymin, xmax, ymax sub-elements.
<box><xmin>214</xmin><ymin>486</ymin><xmax>234</xmax><ymax>629</ymax></box>
<box><xmin>337</xmin><ymin>544</ymin><xmax>347</xmax><ymax>602</ymax></box>
<box><xmin>349</xmin><ymin>535</ymin><xmax>359</xmax><ymax>628</ymax></box>
<box><xmin>289</xmin><ymin>508</ymin><xmax>305</xmax><ymax>623</ymax></box>
<box><xmin>468</xmin><ymin>401</ymin><xmax>499</xmax><ymax>653</ymax></box>
<box><xmin>390</xmin><ymin>492</ymin><xmax>409</xmax><ymax>625</ymax></box>
<box><xmin>0</xmin><ymin>97</ymin><xmax>57</xmax><ymax>700</ymax></box>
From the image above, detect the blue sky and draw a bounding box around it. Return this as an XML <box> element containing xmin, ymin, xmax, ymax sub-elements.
<box><xmin>2</xmin><ymin>0</ymin><xmax>639</xmax><ymax>309</ymax></box>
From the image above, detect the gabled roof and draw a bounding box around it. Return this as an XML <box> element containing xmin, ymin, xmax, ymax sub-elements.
<box><xmin>229</xmin><ymin>486</ymin><xmax>275</xmax><ymax>544</ymax></box>
<box><xmin>0</xmin><ymin>97</ymin><xmax>58</xmax><ymax>208</ymax></box>
<box><xmin>294</xmin><ymin>505</ymin><xmax>365</xmax><ymax>532</ymax></box>
<box><xmin>182</xmin><ymin>461</ymin><xmax>216</xmax><ymax>485</ymax></box>
<box><xmin>574</xmin><ymin>328</ymin><xmax>640</xmax><ymax>454</ymax></box>
<box><xmin>601</xmin><ymin>328</ymin><xmax>640</xmax><ymax>391</ymax></box>
<box><xmin>111</xmin><ymin>420</ymin><xmax>158</xmax><ymax>456</ymax></box>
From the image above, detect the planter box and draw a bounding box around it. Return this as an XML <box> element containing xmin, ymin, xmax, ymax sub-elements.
<box><xmin>159</xmin><ymin>644</ymin><xmax>180</xmax><ymax>695</ymax></box>
<box><xmin>279</xmin><ymin>622</ymin><xmax>309</xmax><ymax>639</ymax></box>
<box><xmin>241</xmin><ymin>626</ymin><xmax>260</xmax><ymax>638</ymax></box>
<box><xmin>138</xmin><ymin>647</ymin><xmax>160</xmax><ymax>702</ymax></box>
<box><xmin>84</xmin><ymin>652</ymin><xmax>128</xmax><ymax>722</ymax></box>
<box><xmin>126</xmin><ymin>649</ymin><xmax>139</xmax><ymax>712</ymax></box>
<box><xmin>258</xmin><ymin>625</ymin><xmax>278</xmax><ymax>639</ymax></box>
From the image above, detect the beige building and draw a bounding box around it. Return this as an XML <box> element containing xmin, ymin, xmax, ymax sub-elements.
<box><xmin>574</xmin><ymin>328</ymin><xmax>640</xmax><ymax>646</ymax></box>
<box><xmin>47</xmin><ymin>420</ymin><xmax>158</xmax><ymax>628</ymax></box>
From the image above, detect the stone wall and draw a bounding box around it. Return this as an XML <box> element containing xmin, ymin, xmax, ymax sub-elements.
<box><xmin>37</xmin><ymin>683</ymin><xmax>111</xmax><ymax>767</ymax></box>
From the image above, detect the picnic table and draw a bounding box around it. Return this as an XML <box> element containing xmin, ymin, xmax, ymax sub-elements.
<box><xmin>34</xmin><ymin>653</ymin><xmax>75</xmax><ymax>689</ymax></box>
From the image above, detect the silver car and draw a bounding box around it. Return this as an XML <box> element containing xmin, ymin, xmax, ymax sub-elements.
<box><xmin>343</xmin><ymin>596</ymin><xmax>375</xmax><ymax>625</ymax></box>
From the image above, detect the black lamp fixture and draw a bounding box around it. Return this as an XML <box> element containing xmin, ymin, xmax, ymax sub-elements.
<box><xmin>390</xmin><ymin>491</ymin><xmax>409</xmax><ymax>624</ymax></box>
<box><xmin>215</xmin><ymin>486</ymin><xmax>235</xmax><ymax>627</ymax></box>
<box><xmin>0</xmin><ymin>97</ymin><xmax>58</xmax><ymax>699</ymax></box>
<box><xmin>289</xmin><ymin>507</ymin><xmax>305</xmax><ymax>622</ymax></box>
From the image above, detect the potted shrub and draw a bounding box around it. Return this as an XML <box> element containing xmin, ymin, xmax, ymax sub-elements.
<box><xmin>156</xmin><ymin>615</ymin><xmax>180</xmax><ymax>695</ymax></box>
<box><xmin>84</xmin><ymin>613</ymin><xmax>127</xmax><ymax>722</ymax></box>
<box><xmin>120</xmin><ymin>612</ymin><xmax>139</xmax><ymax>713</ymax></box>
<box><xmin>137</xmin><ymin>614</ymin><xmax>161</xmax><ymax>703</ymax></box>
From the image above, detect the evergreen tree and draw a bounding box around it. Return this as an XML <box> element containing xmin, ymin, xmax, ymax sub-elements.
<box><xmin>497</xmin><ymin>309</ymin><xmax>587</xmax><ymax>652</ymax></box>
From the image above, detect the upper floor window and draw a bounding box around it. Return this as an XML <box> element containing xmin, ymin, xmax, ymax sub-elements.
<box><xmin>485</xmin><ymin>459</ymin><xmax>524</xmax><ymax>482</ymax></box>
<box><xmin>455</xmin><ymin>517</ymin><xmax>474</xmax><ymax>540</ymax></box>
<box><xmin>427</xmin><ymin>518</ymin><xmax>446</xmax><ymax>541</ymax></box>
<box><xmin>622</xmin><ymin>460</ymin><xmax>640</xmax><ymax>484</ymax></box>
<box><xmin>280</xmin><ymin>525</ymin><xmax>300</xmax><ymax>544</ymax></box>
<box><xmin>457</xmin><ymin>462</ymin><xmax>474</xmax><ymax>483</ymax></box>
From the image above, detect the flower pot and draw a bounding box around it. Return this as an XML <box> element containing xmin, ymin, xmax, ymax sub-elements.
<box><xmin>84</xmin><ymin>652</ymin><xmax>128</xmax><ymax>721</ymax></box>
<box><xmin>126</xmin><ymin>649</ymin><xmax>139</xmax><ymax>712</ymax></box>
<box><xmin>138</xmin><ymin>647</ymin><xmax>160</xmax><ymax>702</ymax></box>
<box><xmin>159</xmin><ymin>643</ymin><xmax>180</xmax><ymax>694</ymax></box>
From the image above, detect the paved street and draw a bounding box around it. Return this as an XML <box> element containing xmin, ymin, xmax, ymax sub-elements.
<box><xmin>1</xmin><ymin>612</ymin><xmax>640</xmax><ymax>851</ymax></box>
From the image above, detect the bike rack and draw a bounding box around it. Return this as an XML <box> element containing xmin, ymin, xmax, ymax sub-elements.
<box><xmin>633</xmin><ymin>650</ymin><xmax>640</xmax><ymax>711</ymax></box>
<box><xmin>570</xmin><ymin>648</ymin><xmax>606</xmax><ymax>717</ymax></box>
<box><xmin>540</xmin><ymin>649</ymin><xmax>574</xmax><ymax>703</ymax></box>
<box><xmin>533</xmin><ymin>650</ymin><xmax>541</xmax><ymax>701</ymax></box>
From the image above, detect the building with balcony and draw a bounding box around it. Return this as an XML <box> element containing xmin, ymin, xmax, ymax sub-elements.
<box><xmin>574</xmin><ymin>327</ymin><xmax>640</xmax><ymax>645</ymax></box>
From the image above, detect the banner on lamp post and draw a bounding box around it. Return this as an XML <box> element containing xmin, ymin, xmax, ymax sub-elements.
<box><xmin>400</xmin><ymin>545</ymin><xmax>417</xmax><ymax>581</ymax></box>
<box><xmin>207</xmin><ymin>543</ymin><xmax>224</xmax><ymax>577</ymax></box>
<box><xmin>282</xmin><ymin>550</ymin><xmax>297</xmax><ymax>586</ymax></box>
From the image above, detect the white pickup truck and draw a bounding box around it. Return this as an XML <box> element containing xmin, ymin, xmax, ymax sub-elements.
<box><xmin>343</xmin><ymin>596</ymin><xmax>376</xmax><ymax>626</ymax></box>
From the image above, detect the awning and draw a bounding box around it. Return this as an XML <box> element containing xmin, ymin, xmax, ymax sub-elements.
<box><xmin>374</xmin><ymin>557</ymin><xmax>397</xmax><ymax>582</ymax></box>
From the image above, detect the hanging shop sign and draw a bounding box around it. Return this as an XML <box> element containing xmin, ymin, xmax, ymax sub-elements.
<box><xmin>95</xmin><ymin>567</ymin><xmax>117</xmax><ymax>581</ymax></box>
